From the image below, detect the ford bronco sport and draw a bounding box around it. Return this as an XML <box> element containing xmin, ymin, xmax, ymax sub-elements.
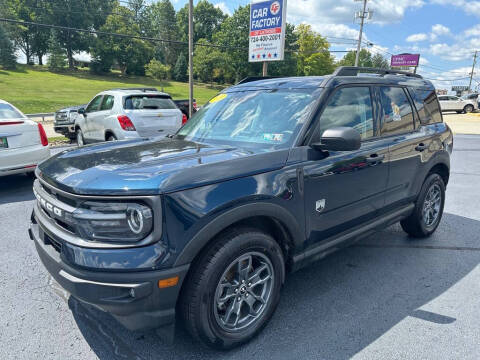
<box><xmin>29</xmin><ymin>67</ymin><xmax>453</xmax><ymax>349</ymax></box>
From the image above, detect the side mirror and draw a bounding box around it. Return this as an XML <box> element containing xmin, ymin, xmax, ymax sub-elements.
<box><xmin>312</xmin><ymin>127</ymin><xmax>361</xmax><ymax>152</ymax></box>
<box><xmin>78</xmin><ymin>108</ymin><xmax>85</xmax><ymax>115</ymax></box>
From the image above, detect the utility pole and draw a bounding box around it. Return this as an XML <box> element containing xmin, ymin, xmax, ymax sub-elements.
<box><xmin>468</xmin><ymin>50</ymin><xmax>477</xmax><ymax>93</ymax></box>
<box><xmin>188</xmin><ymin>0</ymin><xmax>194</xmax><ymax>118</ymax></box>
<box><xmin>354</xmin><ymin>0</ymin><xmax>371</xmax><ymax>67</ymax></box>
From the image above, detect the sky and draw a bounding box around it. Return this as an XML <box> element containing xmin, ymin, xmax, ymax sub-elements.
<box><xmin>172</xmin><ymin>0</ymin><xmax>480</xmax><ymax>91</ymax></box>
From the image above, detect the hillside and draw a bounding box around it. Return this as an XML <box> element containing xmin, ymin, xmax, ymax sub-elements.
<box><xmin>0</xmin><ymin>65</ymin><xmax>221</xmax><ymax>114</ymax></box>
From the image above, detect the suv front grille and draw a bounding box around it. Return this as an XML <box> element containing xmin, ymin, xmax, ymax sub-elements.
<box><xmin>40</xmin><ymin>183</ymin><xmax>77</xmax><ymax>207</ymax></box>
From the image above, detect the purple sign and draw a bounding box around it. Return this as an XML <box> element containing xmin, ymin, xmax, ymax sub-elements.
<box><xmin>391</xmin><ymin>54</ymin><xmax>420</xmax><ymax>67</ymax></box>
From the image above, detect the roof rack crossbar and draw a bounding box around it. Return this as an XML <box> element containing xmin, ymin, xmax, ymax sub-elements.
<box><xmin>333</xmin><ymin>66</ymin><xmax>423</xmax><ymax>79</ymax></box>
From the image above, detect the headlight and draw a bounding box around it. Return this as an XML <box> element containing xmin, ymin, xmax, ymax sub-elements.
<box><xmin>70</xmin><ymin>202</ymin><xmax>153</xmax><ymax>243</ymax></box>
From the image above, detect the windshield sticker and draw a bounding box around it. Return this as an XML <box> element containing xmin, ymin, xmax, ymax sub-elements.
<box><xmin>263</xmin><ymin>133</ymin><xmax>284</xmax><ymax>142</ymax></box>
<box><xmin>209</xmin><ymin>94</ymin><xmax>228</xmax><ymax>104</ymax></box>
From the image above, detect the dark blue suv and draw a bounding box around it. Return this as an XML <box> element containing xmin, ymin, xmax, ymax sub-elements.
<box><xmin>29</xmin><ymin>67</ymin><xmax>453</xmax><ymax>349</ymax></box>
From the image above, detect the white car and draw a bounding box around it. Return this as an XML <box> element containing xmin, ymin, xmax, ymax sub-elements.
<box><xmin>438</xmin><ymin>95</ymin><xmax>477</xmax><ymax>114</ymax></box>
<box><xmin>75</xmin><ymin>88</ymin><xmax>185</xmax><ymax>146</ymax></box>
<box><xmin>0</xmin><ymin>100</ymin><xmax>51</xmax><ymax>177</ymax></box>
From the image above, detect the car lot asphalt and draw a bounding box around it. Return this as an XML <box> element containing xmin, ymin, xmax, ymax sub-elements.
<box><xmin>1</xmin><ymin>137</ymin><xmax>480</xmax><ymax>360</ymax></box>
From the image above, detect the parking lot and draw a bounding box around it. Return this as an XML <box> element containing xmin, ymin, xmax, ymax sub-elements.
<box><xmin>0</xmin><ymin>135</ymin><xmax>478</xmax><ymax>359</ymax></box>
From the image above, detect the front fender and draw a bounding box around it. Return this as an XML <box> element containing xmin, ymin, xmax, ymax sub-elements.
<box><xmin>173</xmin><ymin>202</ymin><xmax>303</xmax><ymax>267</ymax></box>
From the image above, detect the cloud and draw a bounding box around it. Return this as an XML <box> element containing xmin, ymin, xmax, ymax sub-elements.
<box><xmin>405</xmin><ymin>24</ymin><xmax>451</xmax><ymax>43</ymax></box>
<box><xmin>286</xmin><ymin>0</ymin><xmax>425</xmax><ymax>27</ymax></box>
<box><xmin>214</xmin><ymin>2</ymin><xmax>231</xmax><ymax>16</ymax></box>
<box><xmin>430</xmin><ymin>24</ymin><xmax>451</xmax><ymax>41</ymax></box>
<box><xmin>406</xmin><ymin>33</ymin><xmax>428</xmax><ymax>42</ymax></box>
<box><xmin>431</xmin><ymin>0</ymin><xmax>480</xmax><ymax>16</ymax></box>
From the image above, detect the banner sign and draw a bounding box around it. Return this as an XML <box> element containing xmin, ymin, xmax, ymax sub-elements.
<box><xmin>249</xmin><ymin>0</ymin><xmax>287</xmax><ymax>62</ymax></box>
<box><xmin>391</xmin><ymin>54</ymin><xmax>420</xmax><ymax>67</ymax></box>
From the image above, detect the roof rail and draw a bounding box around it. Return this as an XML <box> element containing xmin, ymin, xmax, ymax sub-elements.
<box><xmin>236</xmin><ymin>76</ymin><xmax>278</xmax><ymax>85</ymax></box>
<box><xmin>333</xmin><ymin>66</ymin><xmax>423</xmax><ymax>79</ymax></box>
<box><xmin>109</xmin><ymin>87</ymin><xmax>159</xmax><ymax>92</ymax></box>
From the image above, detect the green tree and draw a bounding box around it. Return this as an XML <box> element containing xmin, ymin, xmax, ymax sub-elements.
<box><xmin>213</xmin><ymin>5</ymin><xmax>260</xmax><ymax>83</ymax></box>
<box><xmin>47</xmin><ymin>29</ymin><xmax>67</xmax><ymax>71</ymax></box>
<box><xmin>145</xmin><ymin>0</ymin><xmax>179</xmax><ymax>67</ymax></box>
<box><xmin>174</xmin><ymin>52</ymin><xmax>188</xmax><ymax>82</ymax></box>
<box><xmin>268</xmin><ymin>23</ymin><xmax>298</xmax><ymax>77</ymax></box>
<box><xmin>145</xmin><ymin>59</ymin><xmax>170</xmax><ymax>81</ymax></box>
<box><xmin>94</xmin><ymin>5</ymin><xmax>153</xmax><ymax>75</ymax></box>
<box><xmin>127</xmin><ymin>0</ymin><xmax>147</xmax><ymax>23</ymax></box>
<box><xmin>193</xmin><ymin>38</ymin><xmax>225</xmax><ymax>83</ymax></box>
<box><xmin>372</xmin><ymin>53</ymin><xmax>390</xmax><ymax>69</ymax></box>
<box><xmin>337</xmin><ymin>49</ymin><xmax>373</xmax><ymax>68</ymax></box>
<box><xmin>0</xmin><ymin>24</ymin><xmax>17</xmax><ymax>69</ymax></box>
<box><xmin>177</xmin><ymin>1</ymin><xmax>227</xmax><ymax>44</ymax></box>
<box><xmin>295</xmin><ymin>24</ymin><xmax>335</xmax><ymax>76</ymax></box>
<box><xmin>193</xmin><ymin>0</ymin><xmax>227</xmax><ymax>42</ymax></box>
<box><xmin>176</xmin><ymin>5</ymin><xmax>189</xmax><ymax>43</ymax></box>
<box><xmin>3</xmin><ymin>0</ymin><xmax>38</xmax><ymax>64</ymax></box>
<box><xmin>46</xmin><ymin>0</ymin><xmax>115</xmax><ymax>69</ymax></box>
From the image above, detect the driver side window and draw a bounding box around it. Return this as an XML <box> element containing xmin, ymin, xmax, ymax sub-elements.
<box><xmin>86</xmin><ymin>96</ymin><xmax>103</xmax><ymax>113</ymax></box>
<box><xmin>319</xmin><ymin>87</ymin><xmax>374</xmax><ymax>140</ymax></box>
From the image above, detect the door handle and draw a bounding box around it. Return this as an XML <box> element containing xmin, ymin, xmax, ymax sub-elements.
<box><xmin>366</xmin><ymin>154</ymin><xmax>385</xmax><ymax>164</ymax></box>
<box><xmin>415</xmin><ymin>143</ymin><xmax>427</xmax><ymax>152</ymax></box>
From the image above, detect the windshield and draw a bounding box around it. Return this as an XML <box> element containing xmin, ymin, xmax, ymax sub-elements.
<box><xmin>124</xmin><ymin>95</ymin><xmax>177</xmax><ymax>110</ymax></box>
<box><xmin>0</xmin><ymin>103</ymin><xmax>24</xmax><ymax>119</ymax></box>
<box><xmin>176</xmin><ymin>88</ymin><xmax>320</xmax><ymax>150</ymax></box>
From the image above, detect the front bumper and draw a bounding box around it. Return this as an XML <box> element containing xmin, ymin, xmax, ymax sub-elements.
<box><xmin>29</xmin><ymin>213</ymin><xmax>189</xmax><ymax>331</ymax></box>
<box><xmin>53</xmin><ymin>124</ymin><xmax>75</xmax><ymax>137</ymax></box>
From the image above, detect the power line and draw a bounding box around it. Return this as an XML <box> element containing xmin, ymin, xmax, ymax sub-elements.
<box><xmin>0</xmin><ymin>17</ymin><xmax>351</xmax><ymax>56</ymax></box>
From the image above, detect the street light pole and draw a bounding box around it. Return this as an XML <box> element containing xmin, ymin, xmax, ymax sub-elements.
<box><xmin>355</xmin><ymin>0</ymin><xmax>368</xmax><ymax>67</ymax></box>
<box><xmin>188</xmin><ymin>0</ymin><xmax>194</xmax><ymax>118</ymax></box>
<box><xmin>468</xmin><ymin>50</ymin><xmax>477</xmax><ymax>93</ymax></box>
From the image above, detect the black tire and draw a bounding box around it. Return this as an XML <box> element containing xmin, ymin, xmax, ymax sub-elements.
<box><xmin>106</xmin><ymin>134</ymin><xmax>117</xmax><ymax>142</ymax></box>
<box><xmin>179</xmin><ymin>227</ymin><xmax>285</xmax><ymax>350</ymax></box>
<box><xmin>401</xmin><ymin>173</ymin><xmax>445</xmax><ymax>238</ymax></box>
<box><xmin>464</xmin><ymin>104</ymin><xmax>474</xmax><ymax>114</ymax></box>
<box><xmin>76</xmin><ymin>128</ymin><xmax>85</xmax><ymax>147</ymax></box>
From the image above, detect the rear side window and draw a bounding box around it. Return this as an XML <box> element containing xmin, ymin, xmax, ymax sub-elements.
<box><xmin>0</xmin><ymin>103</ymin><xmax>23</xmax><ymax>119</ymax></box>
<box><xmin>100</xmin><ymin>95</ymin><xmax>115</xmax><ymax>111</ymax></box>
<box><xmin>411</xmin><ymin>89</ymin><xmax>442</xmax><ymax>125</ymax></box>
<box><xmin>378</xmin><ymin>87</ymin><xmax>414</xmax><ymax>136</ymax></box>
<box><xmin>124</xmin><ymin>96</ymin><xmax>177</xmax><ymax>110</ymax></box>
<box><xmin>319</xmin><ymin>87</ymin><xmax>374</xmax><ymax>140</ymax></box>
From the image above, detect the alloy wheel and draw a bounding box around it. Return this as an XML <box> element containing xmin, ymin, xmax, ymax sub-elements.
<box><xmin>422</xmin><ymin>183</ymin><xmax>442</xmax><ymax>227</ymax></box>
<box><xmin>213</xmin><ymin>252</ymin><xmax>274</xmax><ymax>332</ymax></box>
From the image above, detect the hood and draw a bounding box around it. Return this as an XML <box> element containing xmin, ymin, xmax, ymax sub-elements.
<box><xmin>37</xmin><ymin>138</ymin><xmax>289</xmax><ymax>196</ymax></box>
<box><xmin>57</xmin><ymin>104</ymin><xmax>87</xmax><ymax>113</ymax></box>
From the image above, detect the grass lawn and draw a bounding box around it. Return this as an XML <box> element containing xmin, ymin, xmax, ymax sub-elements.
<box><xmin>0</xmin><ymin>65</ymin><xmax>222</xmax><ymax>114</ymax></box>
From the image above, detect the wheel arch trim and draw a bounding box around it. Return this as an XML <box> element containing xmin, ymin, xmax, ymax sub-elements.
<box><xmin>173</xmin><ymin>202</ymin><xmax>303</xmax><ymax>267</ymax></box>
